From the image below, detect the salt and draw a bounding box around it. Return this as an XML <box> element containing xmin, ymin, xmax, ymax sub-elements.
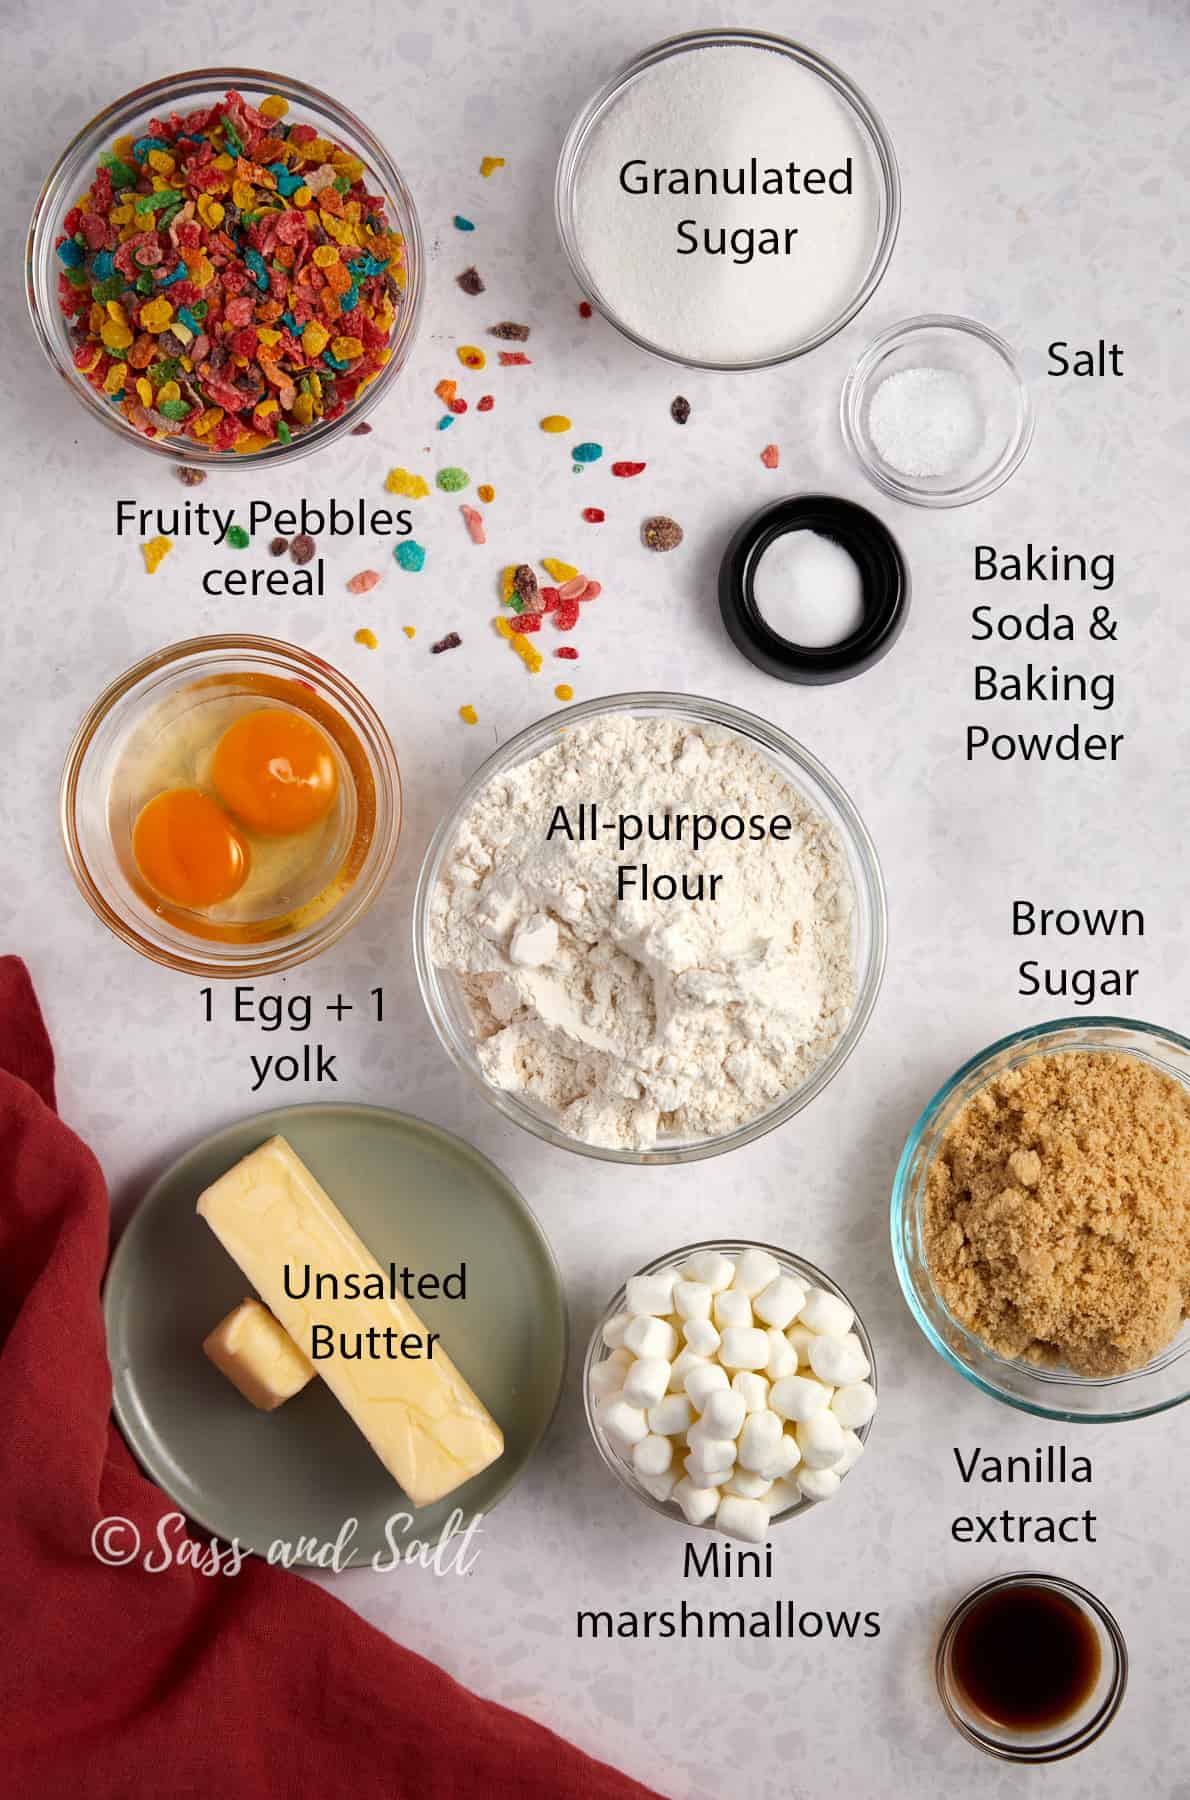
<box><xmin>867</xmin><ymin>365</ymin><xmax>984</xmax><ymax>478</ymax></box>
<box><xmin>754</xmin><ymin>530</ymin><xmax>865</xmax><ymax>648</ymax></box>
<box><xmin>573</xmin><ymin>45</ymin><xmax>880</xmax><ymax>365</ymax></box>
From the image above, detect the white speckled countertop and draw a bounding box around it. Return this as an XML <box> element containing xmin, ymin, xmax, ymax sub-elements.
<box><xmin>2</xmin><ymin>1</ymin><xmax>1188</xmax><ymax>1793</ymax></box>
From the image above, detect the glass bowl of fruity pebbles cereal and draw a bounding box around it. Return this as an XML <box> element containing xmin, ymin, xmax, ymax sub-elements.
<box><xmin>26</xmin><ymin>69</ymin><xmax>423</xmax><ymax>465</ymax></box>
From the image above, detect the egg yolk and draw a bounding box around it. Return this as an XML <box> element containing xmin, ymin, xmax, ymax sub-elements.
<box><xmin>133</xmin><ymin>788</ymin><xmax>250</xmax><ymax>909</ymax></box>
<box><xmin>212</xmin><ymin>709</ymin><xmax>340</xmax><ymax>837</ymax></box>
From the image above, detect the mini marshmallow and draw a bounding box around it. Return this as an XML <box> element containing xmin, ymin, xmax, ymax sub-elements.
<box><xmin>785</xmin><ymin>1323</ymin><xmax>816</xmax><ymax>1367</ymax></box>
<box><xmin>732</xmin><ymin>1371</ymin><xmax>770</xmax><ymax>1413</ymax></box>
<box><xmin>715</xmin><ymin>1495</ymin><xmax>771</xmax><ymax>1543</ymax></box>
<box><xmin>724</xmin><ymin>1469</ymin><xmax>773</xmax><ymax>1499</ymax></box>
<box><xmin>834</xmin><ymin>1428</ymin><xmax>865</xmax><ymax>1479</ymax></box>
<box><xmin>601</xmin><ymin>1311</ymin><xmax>631</xmax><ymax>1350</ymax></box>
<box><xmin>797</xmin><ymin>1466</ymin><xmax>841</xmax><ymax>1503</ymax></box>
<box><xmin>770</xmin><ymin>1374</ymin><xmax>833</xmax><ymax>1422</ymax></box>
<box><xmin>601</xmin><ymin>1399</ymin><xmax>648</xmax><ymax>1450</ymax></box>
<box><xmin>626</xmin><ymin>1270</ymin><xmax>680</xmax><ymax>1317</ymax></box>
<box><xmin>798</xmin><ymin>1287</ymin><xmax>855</xmax><ymax>1338</ymax></box>
<box><xmin>752</xmin><ymin>1275</ymin><xmax>807</xmax><ymax>1331</ymax></box>
<box><xmin>737</xmin><ymin>1408</ymin><xmax>783</xmax><ymax>1472</ymax></box>
<box><xmin>681</xmin><ymin>1251</ymin><xmax>736</xmax><ymax>1292</ymax></box>
<box><xmin>713</xmin><ymin>1289</ymin><xmax>753</xmax><ymax>1330</ymax></box>
<box><xmin>639</xmin><ymin>1469</ymin><xmax>678</xmax><ymax>1504</ymax></box>
<box><xmin>623</xmin><ymin>1356</ymin><xmax>671</xmax><ymax>1411</ymax></box>
<box><xmin>764</xmin><ymin>1327</ymin><xmax>798</xmax><ymax>1381</ymax></box>
<box><xmin>632</xmin><ymin>1433</ymin><xmax>674</xmax><ymax>1478</ymax></box>
<box><xmin>755</xmin><ymin>1433</ymin><xmax>801</xmax><ymax>1483</ymax></box>
<box><xmin>731</xmin><ymin>1248</ymin><xmax>781</xmax><ymax>1297</ymax></box>
<box><xmin>623</xmin><ymin>1314</ymin><xmax>678</xmax><ymax>1362</ymax></box>
<box><xmin>684</xmin><ymin>1362</ymin><xmax>729</xmax><ymax>1411</ymax></box>
<box><xmin>718</xmin><ymin>1326</ymin><xmax>770</xmax><ymax>1371</ymax></box>
<box><xmin>831</xmin><ymin>1381</ymin><xmax>877</xmax><ymax>1431</ymax></box>
<box><xmin>674</xmin><ymin>1477</ymin><xmax>720</xmax><ymax>1525</ymax></box>
<box><xmin>672</xmin><ymin>1279</ymin><xmax>713</xmax><ymax>1322</ymax></box>
<box><xmin>796</xmin><ymin>1410</ymin><xmax>846</xmax><ymax>1470</ymax></box>
<box><xmin>683</xmin><ymin>1318</ymin><xmax>721</xmax><ymax>1358</ymax></box>
<box><xmin>701</xmin><ymin>1387</ymin><xmax>746</xmax><ymax>1440</ymax></box>
<box><xmin>686</xmin><ymin>1441</ymin><xmax>735</xmax><ymax>1482</ymax></box>
<box><xmin>647</xmin><ymin>1394</ymin><xmax>693</xmax><ymax>1436</ymax></box>
<box><xmin>767</xmin><ymin>1477</ymin><xmax>800</xmax><ymax>1515</ymax></box>
<box><xmin>668</xmin><ymin>1347</ymin><xmax>709</xmax><ymax>1392</ymax></box>
<box><xmin>808</xmin><ymin>1332</ymin><xmax>870</xmax><ymax>1388</ymax></box>
<box><xmin>590</xmin><ymin>1349</ymin><xmax>632</xmax><ymax>1400</ymax></box>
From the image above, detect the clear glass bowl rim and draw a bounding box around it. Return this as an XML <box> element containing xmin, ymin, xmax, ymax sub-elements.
<box><xmin>26</xmin><ymin>65</ymin><xmax>424</xmax><ymax>467</ymax></box>
<box><xmin>582</xmin><ymin>1238</ymin><xmax>878</xmax><ymax>1528</ymax></box>
<box><xmin>935</xmin><ymin>1571</ymin><xmax>1128</xmax><ymax>1762</ymax></box>
<box><xmin>411</xmin><ymin>689</ymin><xmax>887</xmax><ymax>1165</ymax></box>
<box><xmin>60</xmin><ymin>632</ymin><xmax>402</xmax><ymax>977</ymax></box>
<box><xmin>840</xmin><ymin>312</ymin><xmax>1036</xmax><ymax>508</ymax></box>
<box><xmin>554</xmin><ymin>27</ymin><xmax>902</xmax><ymax>372</ymax></box>
<box><xmin>891</xmin><ymin>1015</ymin><xmax>1190</xmax><ymax>1421</ymax></box>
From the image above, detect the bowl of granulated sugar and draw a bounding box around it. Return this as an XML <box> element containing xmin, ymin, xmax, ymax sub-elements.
<box><xmin>556</xmin><ymin>30</ymin><xmax>900</xmax><ymax>370</ymax></box>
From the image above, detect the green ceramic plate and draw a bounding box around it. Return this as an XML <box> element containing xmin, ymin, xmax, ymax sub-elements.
<box><xmin>105</xmin><ymin>1103</ymin><xmax>566</xmax><ymax>1567</ymax></box>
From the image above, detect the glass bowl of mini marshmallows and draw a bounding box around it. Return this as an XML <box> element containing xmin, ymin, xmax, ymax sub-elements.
<box><xmin>584</xmin><ymin>1240</ymin><xmax>877</xmax><ymax>1539</ymax></box>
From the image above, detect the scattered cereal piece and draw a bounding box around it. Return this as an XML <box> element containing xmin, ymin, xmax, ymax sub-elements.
<box><xmin>477</xmin><ymin>395</ymin><xmax>495</xmax><ymax>412</ymax></box>
<box><xmin>459</xmin><ymin>704</ymin><xmax>478</xmax><ymax>725</ymax></box>
<box><xmin>477</xmin><ymin>483</ymin><xmax>495</xmax><ymax>503</ymax></box>
<box><xmin>571</xmin><ymin>441</ymin><xmax>603</xmax><ymax>463</ymax></box>
<box><xmin>479</xmin><ymin>157</ymin><xmax>505</xmax><ymax>178</ymax></box>
<box><xmin>386</xmin><ymin>467</ymin><xmax>431</xmax><ymax>499</ymax></box>
<box><xmin>396</xmin><ymin>540</ymin><xmax>426</xmax><ymax>572</ymax></box>
<box><xmin>437</xmin><ymin>466</ymin><xmax>470</xmax><ymax>493</ymax></box>
<box><xmin>291</xmin><ymin>534</ymin><xmax>317</xmax><ymax>566</ymax></box>
<box><xmin>643</xmin><ymin>515</ymin><xmax>684</xmax><ymax>552</ymax></box>
<box><xmin>449</xmin><ymin>397</ymin><xmax>468</xmax><ymax>414</ymax></box>
<box><xmin>540</xmin><ymin>415</ymin><xmax>571</xmax><ymax>434</ymax></box>
<box><xmin>761</xmin><ymin>443</ymin><xmax>780</xmax><ymax>469</ymax></box>
<box><xmin>543</xmin><ymin>558</ymin><xmax>579</xmax><ymax>583</ymax></box>
<box><xmin>351</xmin><ymin>422</ymin><xmax>374</xmax><ymax>436</ymax></box>
<box><xmin>432</xmin><ymin>632</ymin><xmax>462</xmax><ymax>654</ymax></box>
<box><xmin>612</xmin><ymin>461</ymin><xmax>646</xmax><ymax>478</ymax></box>
<box><xmin>457</xmin><ymin>267</ymin><xmax>485</xmax><ymax>296</ymax></box>
<box><xmin>347</xmin><ymin>570</ymin><xmax>382</xmax><ymax>594</ymax></box>
<box><xmin>513</xmin><ymin>564</ymin><xmax>540</xmax><ymax>605</ymax></box>
<box><xmin>556</xmin><ymin>646</ymin><xmax>579</xmax><ymax>660</ymax></box>
<box><xmin>457</xmin><ymin>345</ymin><xmax>486</xmax><ymax>370</ymax></box>
<box><xmin>437</xmin><ymin>415</ymin><xmax>455</xmax><ymax>430</ymax></box>
<box><xmin>435</xmin><ymin>378</ymin><xmax>458</xmax><ymax>404</ymax></box>
<box><xmin>501</xmin><ymin>566</ymin><xmax>518</xmax><ymax>605</ymax></box>
<box><xmin>515</xmin><ymin>612</ymin><xmax>543</xmax><ymax>633</ymax></box>
<box><xmin>671</xmin><ymin>395</ymin><xmax>691</xmax><ymax>425</ymax></box>
<box><xmin>540</xmin><ymin>587</ymin><xmax>560</xmax><ymax>613</ymax></box>
<box><xmin>403</xmin><ymin>625</ymin><xmax>417</xmax><ymax>639</ymax></box>
<box><xmin>555</xmin><ymin>684</ymin><xmax>574</xmax><ymax>702</ymax></box>
<box><xmin>557</xmin><ymin>575</ymin><xmax>587</xmax><ymax>602</ymax></box>
<box><xmin>554</xmin><ymin>600</ymin><xmax>581</xmax><ymax>631</ymax></box>
<box><xmin>269</xmin><ymin>536</ymin><xmax>289</xmax><ymax>557</ymax></box>
<box><xmin>176</xmin><ymin>466</ymin><xmax>206</xmax><ymax>486</ymax></box>
<box><xmin>498</xmin><ymin>351</ymin><xmax>531</xmax><ymax>366</ymax></box>
<box><xmin>582</xmin><ymin>507</ymin><xmax>605</xmax><ymax>523</ymax></box>
<box><xmin>490</xmin><ymin>321</ymin><xmax>530</xmax><ymax>341</ymax></box>
<box><xmin>142</xmin><ymin>536</ymin><xmax>172</xmax><ymax>574</ymax></box>
<box><xmin>460</xmin><ymin>505</ymin><xmax>486</xmax><ymax>545</ymax></box>
<box><xmin>227</xmin><ymin>525</ymin><xmax>250</xmax><ymax>550</ymax></box>
<box><xmin>354</xmin><ymin>628</ymin><xmax>378</xmax><ymax>650</ymax></box>
<box><xmin>578</xmin><ymin>301</ymin><xmax>593</xmax><ymax>319</ymax></box>
<box><xmin>454</xmin><ymin>215</ymin><xmax>476</xmax><ymax>232</ymax></box>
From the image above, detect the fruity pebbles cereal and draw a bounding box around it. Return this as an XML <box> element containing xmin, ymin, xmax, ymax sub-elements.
<box><xmin>56</xmin><ymin>89</ymin><xmax>408</xmax><ymax>451</ymax></box>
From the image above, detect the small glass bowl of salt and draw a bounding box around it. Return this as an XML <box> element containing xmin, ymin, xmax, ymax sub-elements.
<box><xmin>841</xmin><ymin>314</ymin><xmax>1034</xmax><ymax>507</ymax></box>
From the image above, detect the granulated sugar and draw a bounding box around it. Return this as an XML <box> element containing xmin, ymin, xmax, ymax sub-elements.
<box><xmin>573</xmin><ymin>44</ymin><xmax>881</xmax><ymax>365</ymax></box>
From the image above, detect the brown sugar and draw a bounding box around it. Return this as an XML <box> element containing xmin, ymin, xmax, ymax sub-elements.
<box><xmin>924</xmin><ymin>1050</ymin><xmax>1190</xmax><ymax>1376</ymax></box>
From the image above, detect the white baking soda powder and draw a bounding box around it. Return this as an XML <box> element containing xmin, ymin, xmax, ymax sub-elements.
<box><xmin>573</xmin><ymin>44</ymin><xmax>882</xmax><ymax>365</ymax></box>
<box><xmin>754</xmin><ymin>530</ymin><xmax>865</xmax><ymax>647</ymax></box>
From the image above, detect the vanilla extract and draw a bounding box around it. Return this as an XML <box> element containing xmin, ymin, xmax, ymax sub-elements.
<box><xmin>950</xmin><ymin>1583</ymin><xmax>1101</xmax><ymax>1732</ymax></box>
<box><xmin>973</xmin><ymin>664</ymin><xmax>1115</xmax><ymax>710</ymax></box>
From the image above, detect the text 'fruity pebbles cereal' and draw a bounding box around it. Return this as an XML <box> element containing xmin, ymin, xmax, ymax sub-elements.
<box><xmin>55</xmin><ymin>88</ymin><xmax>409</xmax><ymax>452</ymax></box>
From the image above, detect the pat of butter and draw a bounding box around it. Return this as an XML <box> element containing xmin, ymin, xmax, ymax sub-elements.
<box><xmin>203</xmin><ymin>1297</ymin><xmax>314</xmax><ymax>1411</ymax></box>
<box><xmin>196</xmin><ymin>1136</ymin><xmax>503</xmax><ymax>1507</ymax></box>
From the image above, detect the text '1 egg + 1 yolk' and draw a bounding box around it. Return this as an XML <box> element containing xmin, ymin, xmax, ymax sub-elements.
<box><xmin>212</xmin><ymin>709</ymin><xmax>339</xmax><ymax>837</ymax></box>
<box><xmin>132</xmin><ymin>789</ymin><xmax>250</xmax><ymax>908</ymax></box>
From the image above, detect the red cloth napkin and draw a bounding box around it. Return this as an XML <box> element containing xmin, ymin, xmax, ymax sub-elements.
<box><xmin>0</xmin><ymin>957</ymin><xmax>660</xmax><ymax>1800</ymax></box>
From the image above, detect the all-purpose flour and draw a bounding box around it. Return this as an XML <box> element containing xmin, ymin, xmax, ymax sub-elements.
<box><xmin>430</xmin><ymin>716</ymin><xmax>855</xmax><ymax>1150</ymax></box>
<box><xmin>573</xmin><ymin>44</ymin><xmax>881</xmax><ymax>365</ymax></box>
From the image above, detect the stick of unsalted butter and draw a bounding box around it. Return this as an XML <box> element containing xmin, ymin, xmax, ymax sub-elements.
<box><xmin>203</xmin><ymin>1297</ymin><xmax>315</xmax><ymax>1411</ymax></box>
<box><xmin>197</xmin><ymin>1136</ymin><xmax>504</xmax><ymax>1507</ymax></box>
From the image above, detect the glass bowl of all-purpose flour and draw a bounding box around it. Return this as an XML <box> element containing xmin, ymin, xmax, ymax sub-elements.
<box><xmin>414</xmin><ymin>695</ymin><xmax>886</xmax><ymax>1165</ymax></box>
<box><xmin>555</xmin><ymin>30</ymin><xmax>900</xmax><ymax>370</ymax></box>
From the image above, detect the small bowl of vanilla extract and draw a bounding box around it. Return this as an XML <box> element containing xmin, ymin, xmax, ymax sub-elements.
<box><xmin>936</xmin><ymin>1573</ymin><xmax>1127</xmax><ymax>1762</ymax></box>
